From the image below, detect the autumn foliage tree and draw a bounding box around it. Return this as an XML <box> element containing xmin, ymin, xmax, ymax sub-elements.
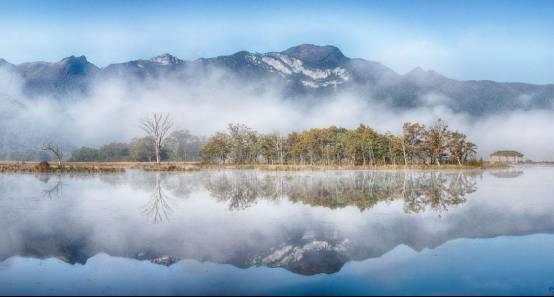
<box><xmin>201</xmin><ymin>119</ymin><xmax>478</xmax><ymax>166</ymax></box>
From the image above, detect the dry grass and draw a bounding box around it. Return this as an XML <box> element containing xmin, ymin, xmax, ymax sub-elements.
<box><xmin>0</xmin><ymin>161</ymin><xmax>201</xmax><ymax>173</ymax></box>
<box><xmin>0</xmin><ymin>161</ymin><xmax>507</xmax><ymax>174</ymax></box>
<box><xmin>0</xmin><ymin>161</ymin><xmax>126</xmax><ymax>173</ymax></box>
<box><xmin>196</xmin><ymin>162</ymin><xmax>508</xmax><ymax>171</ymax></box>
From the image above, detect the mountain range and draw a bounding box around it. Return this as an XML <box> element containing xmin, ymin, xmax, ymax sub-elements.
<box><xmin>1</xmin><ymin>44</ymin><xmax>553</xmax><ymax>115</ymax></box>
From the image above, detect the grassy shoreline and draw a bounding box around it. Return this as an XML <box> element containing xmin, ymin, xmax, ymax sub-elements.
<box><xmin>0</xmin><ymin>161</ymin><xmax>510</xmax><ymax>173</ymax></box>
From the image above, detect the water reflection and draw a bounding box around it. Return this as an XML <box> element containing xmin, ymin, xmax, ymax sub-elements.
<box><xmin>42</xmin><ymin>178</ymin><xmax>64</xmax><ymax>200</ymax></box>
<box><xmin>143</xmin><ymin>174</ymin><xmax>174</xmax><ymax>224</ymax></box>
<box><xmin>0</xmin><ymin>168</ymin><xmax>553</xmax><ymax>278</ymax></box>
<box><xmin>402</xmin><ymin>172</ymin><xmax>477</xmax><ymax>215</ymax></box>
<box><xmin>490</xmin><ymin>169</ymin><xmax>524</xmax><ymax>178</ymax></box>
<box><xmin>204</xmin><ymin>171</ymin><xmax>478</xmax><ymax>214</ymax></box>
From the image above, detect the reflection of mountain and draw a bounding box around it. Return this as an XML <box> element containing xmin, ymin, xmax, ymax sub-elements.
<box><xmin>253</xmin><ymin>240</ymin><xmax>350</xmax><ymax>275</ymax></box>
<box><xmin>1</xmin><ymin>169</ymin><xmax>552</xmax><ymax>276</ymax></box>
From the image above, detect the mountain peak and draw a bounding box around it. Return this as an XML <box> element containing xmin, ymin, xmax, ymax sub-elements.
<box><xmin>58</xmin><ymin>55</ymin><xmax>89</xmax><ymax>65</ymax></box>
<box><xmin>282</xmin><ymin>44</ymin><xmax>347</xmax><ymax>68</ymax></box>
<box><xmin>150</xmin><ymin>53</ymin><xmax>183</xmax><ymax>65</ymax></box>
<box><xmin>408</xmin><ymin>66</ymin><xmax>425</xmax><ymax>75</ymax></box>
<box><xmin>56</xmin><ymin>55</ymin><xmax>98</xmax><ymax>76</ymax></box>
<box><xmin>406</xmin><ymin>67</ymin><xmax>446</xmax><ymax>81</ymax></box>
<box><xmin>0</xmin><ymin>59</ymin><xmax>16</xmax><ymax>71</ymax></box>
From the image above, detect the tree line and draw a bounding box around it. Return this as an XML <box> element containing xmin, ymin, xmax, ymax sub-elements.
<box><xmin>201</xmin><ymin>119</ymin><xmax>477</xmax><ymax>166</ymax></box>
<box><xmin>68</xmin><ymin>114</ymin><xmax>477</xmax><ymax>166</ymax></box>
<box><xmin>70</xmin><ymin>129</ymin><xmax>205</xmax><ymax>162</ymax></box>
<box><xmin>70</xmin><ymin>113</ymin><xmax>205</xmax><ymax>163</ymax></box>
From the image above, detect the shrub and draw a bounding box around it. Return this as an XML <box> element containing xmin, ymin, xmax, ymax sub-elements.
<box><xmin>35</xmin><ymin>161</ymin><xmax>51</xmax><ymax>172</ymax></box>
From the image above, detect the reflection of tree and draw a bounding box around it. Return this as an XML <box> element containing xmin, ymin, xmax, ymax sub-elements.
<box><xmin>490</xmin><ymin>170</ymin><xmax>524</xmax><ymax>179</ymax></box>
<box><xmin>203</xmin><ymin>171</ymin><xmax>478</xmax><ymax>214</ymax></box>
<box><xmin>42</xmin><ymin>178</ymin><xmax>64</xmax><ymax>200</ymax></box>
<box><xmin>205</xmin><ymin>171</ymin><xmax>282</xmax><ymax>210</ymax></box>
<box><xmin>143</xmin><ymin>174</ymin><xmax>174</xmax><ymax>224</ymax></box>
<box><xmin>402</xmin><ymin>172</ymin><xmax>476</xmax><ymax>214</ymax></box>
<box><xmin>125</xmin><ymin>171</ymin><xmax>199</xmax><ymax>198</ymax></box>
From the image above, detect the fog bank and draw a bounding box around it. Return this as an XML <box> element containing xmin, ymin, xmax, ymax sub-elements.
<box><xmin>0</xmin><ymin>65</ymin><xmax>553</xmax><ymax>160</ymax></box>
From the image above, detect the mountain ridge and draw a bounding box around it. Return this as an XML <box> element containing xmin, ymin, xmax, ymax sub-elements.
<box><xmin>2</xmin><ymin>44</ymin><xmax>551</xmax><ymax>85</ymax></box>
<box><xmin>1</xmin><ymin>44</ymin><xmax>553</xmax><ymax>115</ymax></box>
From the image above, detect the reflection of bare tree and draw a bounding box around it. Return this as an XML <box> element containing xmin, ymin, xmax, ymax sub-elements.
<box><xmin>203</xmin><ymin>171</ymin><xmax>479</xmax><ymax>214</ymax></box>
<box><xmin>42</xmin><ymin>178</ymin><xmax>64</xmax><ymax>199</ymax></box>
<box><xmin>124</xmin><ymin>171</ymin><xmax>199</xmax><ymax>198</ymax></box>
<box><xmin>143</xmin><ymin>174</ymin><xmax>174</xmax><ymax>224</ymax></box>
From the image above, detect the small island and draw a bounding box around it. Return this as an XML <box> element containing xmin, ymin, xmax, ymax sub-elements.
<box><xmin>490</xmin><ymin>150</ymin><xmax>525</xmax><ymax>164</ymax></box>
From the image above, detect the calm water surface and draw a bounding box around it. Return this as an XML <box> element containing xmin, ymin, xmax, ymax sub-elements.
<box><xmin>0</xmin><ymin>166</ymin><xmax>553</xmax><ymax>295</ymax></box>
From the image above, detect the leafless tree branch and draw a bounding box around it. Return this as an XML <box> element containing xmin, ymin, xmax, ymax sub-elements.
<box><xmin>140</xmin><ymin>113</ymin><xmax>173</xmax><ymax>165</ymax></box>
<box><xmin>41</xmin><ymin>143</ymin><xmax>64</xmax><ymax>165</ymax></box>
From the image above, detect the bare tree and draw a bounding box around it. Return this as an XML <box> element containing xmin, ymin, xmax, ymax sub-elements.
<box><xmin>140</xmin><ymin>113</ymin><xmax>173</xmax><ymax>165</ymax></box>
<box><xmin>41</xmin><ymin>143</ymin><xmax>64</xmax><ymax>166</ymax></box>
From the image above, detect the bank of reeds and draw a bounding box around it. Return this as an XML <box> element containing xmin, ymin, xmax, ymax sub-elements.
<box><xmin>196</xmin><ymin>162</ymin><xmax>508</xmax><ymax>171</ymax></box>
<box><xmin>0</xmin><ymin>161</ymin><xmax>124</xmax><ymax>173</ymax></box>
<box><xmin>0</xmin><ymin>160</ymin><xmax>508</xmax><ymax>174</ymax></box>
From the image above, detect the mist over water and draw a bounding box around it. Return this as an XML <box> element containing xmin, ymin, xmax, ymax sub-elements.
<box><xmin>1</xmin><ymin>63</ymin><xmax>553</xmax><ymax>160</ymax></box>
<box><xmin>1</xmin><ymin>166</ymin><xmax>554</xmax><ymax>295</ymax></box>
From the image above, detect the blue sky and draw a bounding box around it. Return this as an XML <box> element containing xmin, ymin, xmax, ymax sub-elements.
<box><xmin>1</xmin><ymin>0</ymin><xmax>553</xmax><ymax>83</ymax></box>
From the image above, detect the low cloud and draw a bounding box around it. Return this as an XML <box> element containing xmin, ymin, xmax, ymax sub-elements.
<box><xmin>0</xmin><ymin>64</ymin><xmax>553</xmax><ymax>160</ymax></box>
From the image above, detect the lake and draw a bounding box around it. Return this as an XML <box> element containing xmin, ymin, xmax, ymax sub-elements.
<box><xmin>0</xmin><ymin>166</ymin><xmax>553</xmax><ymax>295</ymax></box>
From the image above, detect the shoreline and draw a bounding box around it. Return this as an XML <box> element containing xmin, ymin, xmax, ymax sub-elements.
<box><xmin>0</xmin><ymin>161</ymin><xmax>511</xmax><ymax>174</ymax></box>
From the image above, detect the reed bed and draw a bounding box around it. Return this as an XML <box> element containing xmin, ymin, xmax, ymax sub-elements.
<box><xmin>0</xmin><ymin>161</ymin><xmax>507</xmax><ymax>174</ymax></box>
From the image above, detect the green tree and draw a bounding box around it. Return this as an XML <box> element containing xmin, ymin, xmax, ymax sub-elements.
<box><xmin>98</xmin><ymin>142</ymin><xmax>130</xmax><ymax>161</ymax></box>
<box><xmin>201</xmin><ymin>132</ymin><xmax>231</xmax><ymax>163</ymax></box>
<box><xmin>130</xmin><ymin>137</ymin><xmax>157</xmax><ymax>162</ymax></box>
<box><xmin>402</xmin><ymin>122</ymin><xmax>426</xmax><ymax>165</ymax></box>
<box><xmin>424</xmin><ymin>119</ymin><xmax>449</xmax><ymax>165</ymax></box>
<box><xmin>165</xmin><ymin>129</ymin><xmax>204</xmax><ymax>161</ymax></box>
<box><xmin>69</xmin><ymin>147</ymin><xmax>101</xmax><ymax>162</ymax></box>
